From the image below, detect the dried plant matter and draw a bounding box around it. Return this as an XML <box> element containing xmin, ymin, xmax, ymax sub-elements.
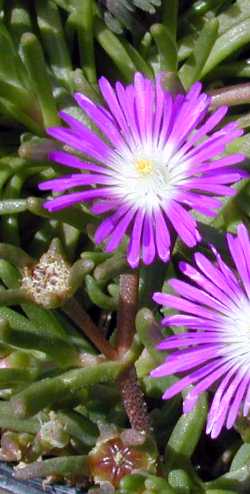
<box><xmin>0</xmin><ymin>1</ymin><xmax>249</xmax><ymax>493</ymax></box>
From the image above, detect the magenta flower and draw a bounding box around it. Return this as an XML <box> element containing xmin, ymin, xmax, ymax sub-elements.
<box><xmin>40</xmin><ymin>73</ymin><xmax>245</xmax><ymax>267</ymax></box>
<box><xmin>151</xmin><ymin>224</ymin><xmax>250</xmax><ymax>438</ymax></box>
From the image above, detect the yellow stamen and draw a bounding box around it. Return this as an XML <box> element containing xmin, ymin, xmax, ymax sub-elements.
<box><xmin>135</xmin><ymin>159</ymin><xmax>153</xmax><ymax>175</ymax></box>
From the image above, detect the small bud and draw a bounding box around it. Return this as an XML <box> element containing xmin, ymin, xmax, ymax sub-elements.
<box><xmin>18</xmin><ymin>137</ymin><xmax>57</xmax><ymax>161</ymax></box>
<box><xmin>88</xmin><ymin>429</ymin><xmax>157</xmax><ymax>488</ymax></box>
<box><xmin>21</xmin><ymin>239</ymin><xmax>71</xmax><ymax>309</ymax></box>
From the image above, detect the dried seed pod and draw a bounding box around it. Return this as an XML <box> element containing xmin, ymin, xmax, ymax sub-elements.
<box><xmin>21</xmin><ymin>239</ymin><xmax>71</xmax><ymax>309</ymax></box>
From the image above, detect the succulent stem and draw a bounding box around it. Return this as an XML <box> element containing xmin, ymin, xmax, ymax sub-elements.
<box><xmin>209</xmin><ymin>83</ymin><xmax>250</xmax><ymax>109</ymax></box>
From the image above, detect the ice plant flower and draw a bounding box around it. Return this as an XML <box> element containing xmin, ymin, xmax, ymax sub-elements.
<box><xmin>39</xmin><ymin>73</ymin><xmax>245</xmax><ymax>267</ymax></box>
<box><xmin>151</xmin><ymin>224</ymin><xmax>250</xmax><ymax>439</ymax></box>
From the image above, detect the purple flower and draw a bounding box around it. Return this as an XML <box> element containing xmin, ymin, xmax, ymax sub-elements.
<box><xmin>39</xmin><ymin>73</ymin><xmax>245</xmax><ymax>268</ymax></box>
<box><xmin>151</xmin><ymin>224</ymin><xmax>250</xmax><ymax>438</ymax></box>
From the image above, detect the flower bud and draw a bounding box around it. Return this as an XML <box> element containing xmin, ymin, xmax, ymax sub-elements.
<box><xmin>88</xmin><ymin>428</ymin><xmax>157</xmax><ymax>488</ymax></box>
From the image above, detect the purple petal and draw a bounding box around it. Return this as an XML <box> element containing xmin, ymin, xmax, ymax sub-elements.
<box><xmin>227</xmin><ymin>232</ymin><xmax>250</xmax><ymax>299</ymax></box>
<box><xmin>236</xmin><ymin>224</ymin><xmax>250</xmax><ymax>296</ymax></box>
<box><xmin>178</xmin><ymin>191</ymin><xmax>221</xmax><ymax>216</ymax></box>
<box><xmin>189</xmin><ymin>106</ymin><xmax>228</xmax><ymax>146</ymax></box>
<box><xmin>226</xmin><ymin>371</ymin><xmax>250</xmax><ymax>429</ymax></box>
<box><xmin>105</xmin><ymin>207</ymin><xmax>136</xmax><ymax>252</ymax></box>
<box><xmin>49</xmin><ymin>150</ymin><xmax>112</xmax><ymax>175</ymax></box>
<box><xmin>157</xmin><ymin>332</ymin><xmax>220</xmax><ymax>350</ymax></box>
<box><xmin>94</xmin><ymin>204</ymin><xmax>130</xmax><ymax>244</ymax></box>
<box><xmin>166</xmin><ymin>201</ymin><xmax>200</xmax><ymax>247</ymax></box>
<box><xmin>47</xmin><ymin>126</ymin><xmax>110</xmax><ymax>163</ymax></box>
<box><xmin>194</xmin><ymin>253</ymin><xmax>241</xmax><ymax>302</ymax></box>
<box><xmin>154</xmin><ymin>208</ymin><xmax>170</xmax><ymax>262</ymax></box>
<box><xmin>153</xmin><ymin>74</ymin><xmax>168</xmax><ymax>139</ymax></box>
<box><xmin>99</xmin><ymin>77</ymin><xmax>131</xmax><ymax>139</ymax></box>
<box><xmin>160</xmin><ymin>359</ymin><xmax>222</xmax><ymax>400</ymax></box>
<box><xmin>153</xmin><ymin>292</ymin><xmax>220</xmax><ymax>321</ymax></box>
<box><xmin>183</xmin><ymin>361</ymin><xmax>233</xmax><ymax>414</ymax></box>
<box><xmin>142</xmin><ymin>214</ymin><xmax>156</xmax><ymax>265</ymax></box>
<box><xmin>39</xmin><ymin>173</ymin><xmax>110</xmax><ymax>192</ymax></box>
<box><xmin>179</xmin><ymin>261</ymin><xmax>239</xmax><ymax>310</ymax></box>
<box><xmin>43</xmin><ymin>188</ymin><xmax>112</xmax><ymax>212</ymax></box>
<box><xmin>134</xmin><ymin>72</ymin><xmax>147</xmax><ymax>140</ymax></box>
<box><xmin>207</xmin><ymin>364</ymin><xmax>237</xmax><ymax>433</ymax></box>
<box><xmin>210</xmin><ymin>245</ymin><xmax>243</xmax><ymax>303</ymax></box>
<box><xmin>196</xmin><ymin>153</ymin><xmax>245</xmax><ymax>173</ymax></box>
<box><xmin>168</xmin><ymin>278</ymin><xmax>230</xmax><ymax>314</ymax></box>
<box><xmin>115</xmin><ymin>82</ymin><xmax>140</xmax><ymax>145</ymax></box>
<box><xmin>91</xmin><ymin>199</ymin><xmax>119</xmax><ymax>215</ymax></box>
<box><xmin>158</xmin><ymin>93</ymin><xmax>173</xmax><ymax>147</ymax></box>
<box><xmin>127</xmin><ymin>209</ymin><xmax>145</xmax><ymax>268</ymax></box>
<box><xmin>74</xmin><ymin>92</ymin><xmax>124</xmax><ymax>148</ymax></box>
<box><xmin>161</xmin><ymin>314</ymin><xmax>222</xmax><ymax>329</ymax></box>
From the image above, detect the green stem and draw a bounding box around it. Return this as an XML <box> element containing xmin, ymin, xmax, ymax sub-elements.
<box><xmin>179</xmin><ymin>18</ymin><xmax>218</xmax><ymax>89</ymax></box>
<box><xmin>18</xmin><ymin>138</ymin><xmax>56</xmax><ymax>160</ymax></box>
<box><xmin>10</xmin><ymin>360</ymin><xmax>124</xmax><ymax>417</ymax></box>
<box><xmin>9</xmin><ymin>0</ymin><xmax>32</xmax><ymax>45</ymax></box>
<box><xmin>0</xmin><ymin>199</ymin><xmax>27</xmax><ymax>214</ymax></box>
<box><xmin>58</xmin><ymin>411</ymin><xmax>98</xmax><ymax>447</ymax></box>
<box><xmin>94</xmin><ymin>253</ymin><xmax>128</xmax><ymax>285</ymax></box>
<box><xmin>0</xmin><ymin>243</ymin><xmax>33</xmax><ymax>268</ymax></box>
<box><xmin>0</xmin><ymin>288</ymin><xmax>30</xmax><ymax>305</ymax></box>
<box><xmin>0</xmin><ymin>80</ymin><xmax>33</xmax><ymax>113</ymax></box>
<box><xmin>162</xmin><ymin>0</ymin><xmax>178</xmax><ymax>42</ymax></box>
<box><xmin>35</xmin><ymin>0</ymin><xmax>73</xmax><ymax>91</ymax></box>
<box><xmin>118</xmin><ymin>38</ymin><xmax>154</xmax><ymax>79</ymax></box>
<box><xmin>71</xmin><ymin>0</ymin><xmax>96</xmax><ymax>84</ymax></box>
<box><xmin>85</xmin><ymin>274</ymin><xmax>118</xmax><ymax>311</ymax></box>
<box><xmin>151</xmin><ymin>23</ymin><xmax>177</xmax><ymax>72</ymax></box>
<box><xmin>27</xmin><ymin>196</ymin><xmax>97</xmax><ymax>231</ymax></box>
<box><xmin>14</xmin><ymin>455</ymin><xmax>89</xmax><ymax>480</ymax></box>
<box><xmin>0</xmin><ymin>368</ymin><xmax>36</xmax><ymax>386</ymax></box>
<box><xmin>165</xmin><ymin>393</ymin><xmax>208</xmax><ymax>472</ymax></box>
<box><xmin>69</xmin><ymin>258</ymin><xmax>94</xmax><ymax>293</ymax></box>
<box><xmin>0</xmin><ymin>319</ymin><xmax>79</xmax><ymax>368</ymax></box>
<box><xmin>0</xmin><ymin>412</ymin><xmax>38</xmax><ymax>434</ymax></box>
<box><xmin>136</xmin><ymin>308</ymin><xmax>164</xmax><ymax>364</ymax></box>
<box><xmin>94</xmin><ymin>17</ymin><xmax>136</xmax><ymax>83</ymax></box>
<box><xmin>0</xmin><ymin>98</ymin><xmax>44</xmax><ymax>135</ymax></box>
<box><xmin>21</xmin><ymin>32</ymin><xmax>60</xmax><ymax>128</ymax></box>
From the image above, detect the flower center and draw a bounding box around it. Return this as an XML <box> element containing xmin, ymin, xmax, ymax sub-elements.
<box><xmin>114</xmin><ymin>450</ymin><xmax>126</xmax><ymax>466</ymax></box>
<box><xmin>109</xmin><ymin>141</ymin><xmax>190</xmax><ymax>212</ymax></box>
<box><xmin>135</xmin><ymin>158</ymin><xmax>153</xmax><ymax>175</ymax></box>
<box><xmin>220</xmin><ymin>297</ymin><xmax>250</xmax><ymax>365</ymax></box>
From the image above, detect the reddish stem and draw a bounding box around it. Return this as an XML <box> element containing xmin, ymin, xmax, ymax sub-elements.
<box><xmin>118</xmin><ymin>366</ymin><xmax>151</xmax><ymax>433</ymax></box>
<box><xmin>209</xmin><ymin>83</ymin><xmax>250</xmax><ymax>110</ymax></box>
<box><xmin>116</xmin><ymin>271</ymin><xmax>150</xmax><ymax>432</ymax></box>
<box><xmin>63</xmin><ymin>298</ymin><xmax>117</xmax><ymax>360</ymax></box>
<box><xmin>116</xmin><ymin>271</ymin><xmax>139</xmax><ymax>356</ymax></box>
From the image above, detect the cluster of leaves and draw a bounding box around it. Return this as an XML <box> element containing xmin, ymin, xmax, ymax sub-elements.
<box><xmin>97</xmin><ymin>0</ymin><xmax>161</xmax><ymax>36</ymax></box>
<box><xmin>0</xmin><ymin>0</ymin><xmax>249</xmax><ymax>493</ymax></box>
